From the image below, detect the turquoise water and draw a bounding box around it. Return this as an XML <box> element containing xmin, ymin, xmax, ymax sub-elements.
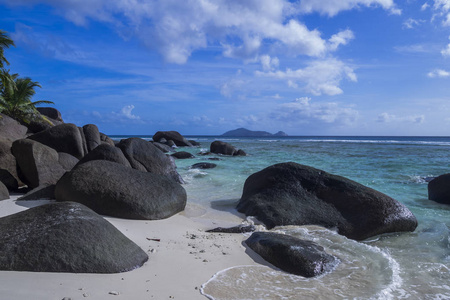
<box><xmin>116</xmin><ymin>136</ymin><xmax>450</xmax><ymax>299</ymax></box>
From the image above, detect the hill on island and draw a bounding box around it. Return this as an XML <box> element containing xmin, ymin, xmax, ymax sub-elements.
<box><xmin>221</xmin><ymin>128</ymin><xmax>288</xmax><ymax>137</ymax></box>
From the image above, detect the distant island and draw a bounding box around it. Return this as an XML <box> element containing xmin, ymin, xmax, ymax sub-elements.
<box><xmin>221</xmin><ymin>128</ymin><xmax>288</xmax><ymax>137</ymax></box>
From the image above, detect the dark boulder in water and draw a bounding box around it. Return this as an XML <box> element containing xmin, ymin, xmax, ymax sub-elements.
<box><xmin>245</xmin><ymin>231</ymin><xmax>337</xmax><ymax>277</ymax></box>
<box><xmin>191</xmin><ymin>162</ymin><xmax>217</xmax><ymax>169</ymax></box>
<box><xmin>210</xmin><ymin>141</ymin><xmax>246</xmax><ymax>156</ymax></box>
<box><xmin>153</xmin><ymin>131</ymin><xmax>193</xmax><ymax>147</ymax></box>
<box><xmin>237</xmin><ymin>162</ymin><xmax>418</xmax><ymax>241</ymax></box>
<box><xmin>55</xmin><ymin>160</ymin><xmax>187</xmax><ymax>220</ymax></box>
<box><xmin>428</xmin><ymin>174</ymin><xmax>450</xmax><ymax>204</ymax></box>
<box><xmin>0</xmin><ymin>202</ymin><xmax>148</xmax><ymax>273</ymax></box>
<box><xmin>171</xmin><ymin>151</ymin><xmax>195</xmax><ymax>159</ymax></box>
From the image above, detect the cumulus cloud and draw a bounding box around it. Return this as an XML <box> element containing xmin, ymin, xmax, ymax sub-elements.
<box><xmin>441</xmin><ymin>36</ymin><xmax>450</xmax><ymax>56</ymax></box>
<box><xmin>271</xmin><ymin>97</ymin><xmax>359</xmax><ymax>125</ymax></box>
<box><xmin>327</xmin><ymin>29</ymin><xmax>355</xmax><ymax>51</ymax></box>
<box><xmin>256</xmin><ymin>58</ymin><xmax>357</xmax><ymax>96</ymax></box>
<box><xmin>427</xmin><ymin>68</ymin><xmax>450</xmax><ymax>77</ymax></box>
<box><xmin>402</xmin><ymin>18</ymin><xmax>424</xmax><ymax>29</ymax></box>
<box><xmin>295</xmin><ymin>0</ymin><xmax>400</xmax><ymax>17</ymax></box>
<box><xmin>431</xmin><ymin>0</ymin><xmax>450</xmax><ymax>26</ymax></box>
<box><xmin>376</xmin><ymin>112</ymin><xmax>425</xmax><ymax>123</ymax></box>
<box><xmin>259</xmin><ymin>55</ymin><xmax>280</xmax><ymax>72</ymax></box>
<box><xmin>112</xmin><ymin>105</ymin><xmax>141</xmax><ymax>121</ymax></box>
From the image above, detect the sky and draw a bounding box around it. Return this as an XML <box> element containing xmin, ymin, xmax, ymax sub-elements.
<box><xmin>1</xmin><ymin>0</ymin><xmax>450</xmax><ymax>136</ymax></box>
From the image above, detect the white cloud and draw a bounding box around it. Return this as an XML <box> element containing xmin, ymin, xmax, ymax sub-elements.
<box><xmin>376</xmin><ymin>112</ymin><xmax>425</xmax><ymax>123</ymax></box>
<box><xmin>432</xmin><ymin>0</ymin><xmax>450</xmax><ymax>26</ymax></box>
<box><xmin>422</xmin><ymin>2</ymin><xmax>430</xmax><ymax>10</ymax></box>
<box><xmin>113</xmin><ymin>105</ymin><xmax>141</xmax><ymax>120</ymax></box>
<box><xmin>256</xmin><ymin>58</ymin><xmax>357</xmax><ymax>96</ymax></box>
<box><xmin>402</xmin><ymin>18</ymin><xmax>424</xmax><ymax>29</ymax></box>
<box><xmin>296</xmin><ymin>0</ymin><xmax>400</xmax><ymax>17</ymax></box>
<box><xmin>259</xmin><ymin>55</ymin><xmax>280</xmax><ymax>72</ymax></box>
<box><xmin>427</xmin><ymin>68</ymin><xmax>450</xmax><ymax>77</ymax></box>
<box><xmin>327</xmin><ymin>29</ymin><xmax>355</xmax><ymax>51</ymax></box>
<box><xmin>441</xmin><ymin>36</ymin><xmax>450</xmax><ymax>56</ymax></box>
<box><xmin>271</xmin><ymin>97</ymin><xmax>359</xmax><ymax>125</ymax></box>
<box><xmin>394</xmin><ymin>44</ymin><xmax>431</xmax><ymax>53</ymax></box>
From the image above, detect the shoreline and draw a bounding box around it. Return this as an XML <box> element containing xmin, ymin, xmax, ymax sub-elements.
<box><xmin>0</xmin><ymin>196</ymin><xmax>258</xmax><ymax>300</ymax></box>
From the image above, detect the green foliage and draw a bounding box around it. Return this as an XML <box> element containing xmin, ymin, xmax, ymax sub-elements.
<box><xmin>0</xmin><ymin>30</ymin><xmax>15</xmax><ymax>68</ymax></box>
<box><xmin>0</xmin><ymin>69</ymin><xmax>54</xmax><ymax>124</ymax></box>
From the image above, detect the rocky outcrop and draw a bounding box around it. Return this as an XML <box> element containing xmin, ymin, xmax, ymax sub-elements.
<box><xmin>153</xmin><ymin>131</ymin><xmax>193</xmax><ymax>147</ymax></box>
<box><xmin>237</xmin><ymin>162</ymin><xmax>418</xmax><ymax>241</ymax></box>
<box><xmin>0</xmin><ymin>113</ymin><xmax>27</xmax><ymax>142</ymax></box>
<box><xmin>152</xmin><ymin>142</ymin><xmax>173</xmax><ymax>153</ymax></box>
<box><xmin>117</xmin><ymin>138</ymin><xmax>183</xmax><ymax>183</ymax></box>
<box><xmin>171</xmin><ymin>151</ymin><xmax>195</xmax><ymax>159</ymax></box>
<box><xmin>0</xmin><ymin>202</ymin><xmax>148</xmax><ymax>273</ymax></box>
<box><xmin>55</xmin><ymin>160</ymin><xmax>187</xmax><ymax>220</ymax></box>
<box><xmin>245</xmin><ymin>232</ymin><xmax>337</xmax><ymax>277</ymax></box>
<box><xmin>27</xmin><ymin>123</ymin><xmax>85</xmax><ymax>159</ymax></box>
<box><xmin>0</xmin><ymin>181</ymin><xmax>8</xmax><ymax>200</ymax></box>
<box><xmin>37</xmin><ymin>107</ymin><xmax>63</xmax><ymax>123</ymax></box>
<box><xmin>76</xmin><ymin>144</ymin><xmax>131</xmax><ymax>168</ymax></box>
<box><xmin>11</xmin><ymin>139</ymin><xmax>66</xmax><ymax>189</ymax></box>
<box><xmin>0</xmin><ymin>139</ymin><xmax>21</xmax><ymax>190</ymax></box>
<box><xmin>100</xmin><ymin>132</ymin><xmax>115</xmax><ymax>146</ymax></box>
<box><xmin>82</xmin><ymin>124</ymin><xmax>101</xmax><ymax>152</ymax></box>
<box><xmin>428</xmin><ymin>174</ymin><xmax>450</xmax><ymax>204</ymax></box>
<box><xmin>210</xmin><ymin>141</ymin><xmax>246</xmax><ymax>156</ymax></box>
<box><xmin>58</xmin><ymin>152</ymin><xmax>79</xmax><ymax>171</ymax></box>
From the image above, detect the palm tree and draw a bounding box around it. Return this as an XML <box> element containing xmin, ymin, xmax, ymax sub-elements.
<box><xmin>0</xmin><ymin>30</ymin><xmax>15</xmax><ymax>68</ymax></box>
<box><xmin>0</xmin><ymin>69</ymin><xmax>54</xmax><ymax>124</ymax></box>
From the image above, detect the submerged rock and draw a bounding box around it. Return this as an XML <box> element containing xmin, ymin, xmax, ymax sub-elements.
<box><xmin>0</xmin><ymin>202</ymin><xmax>148</xmax><ymax>273</ymax></box>
<box><xmin>245</xmin><ymin>232</ymin><xmax>337</xmax><ymax>277</ymax></box>
<box><xmin>55</xmin><ymin>160</ymin><xmax>187</xmax><ymax>220</ymax></box>
<box><xmin>191</xmin><ymin>162</ymin><xmax>217</xmax><ymax>169</ymax></box>
<box><xmin>428</xmin><ymin>174</ymin><xmax>450</xmax><ymax>204</ymax></box>
<box><xmin>237</xmin><ymin>162</ymin><xmax>418</xmax><ymax>241</ymax></box>
<box><xmin>171</xmin><ymin>151</ymin><xmax>195</xmax><ymax>159</ymax></box>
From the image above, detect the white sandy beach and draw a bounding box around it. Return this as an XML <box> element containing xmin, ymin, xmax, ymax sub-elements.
<box><xmin>0</xmin><ymin>195</ymin><xmax>261</xmax><ymax>300</ymax></box>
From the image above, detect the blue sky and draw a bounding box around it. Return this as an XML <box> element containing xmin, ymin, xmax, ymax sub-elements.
<box><xmin>1</xmin><ymin>0</ymin><xmax>450</xmax><ymax>136</ymax></box>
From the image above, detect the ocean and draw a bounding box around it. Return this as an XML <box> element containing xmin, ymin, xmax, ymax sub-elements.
<box><xmin>114</xmin><ymin>135</ymin><xmax>450</xmax><ymax>299</ymax></box>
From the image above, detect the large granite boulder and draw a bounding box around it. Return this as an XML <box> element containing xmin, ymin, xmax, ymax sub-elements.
<box><xmin>58</xmin><ymin>152</ymin><xmax>79</xmax><ymax>171</ymax></box>
<box><xmin>152</xmin><ymin>142</ymin><xmax>173</xmax><ymax>153</ymax></box>
<box><xmin>0</xmin><ymin>139</ymin><xmax>21</xmax><ymax>190</ymax></box>
<box><xmin>83</xmin><ymin>124</ymin><xmax>101</xmax><ymax>152</ymax></box>
<box><xmin>55</xmin><ymin>160</ymin><xmax>187</xmax><ymax>220</ymax></box>
<box><xmin>76</xmin><ymin>144</ymin><xmax>131</xmax><ymax>168</ymax></box>
<box><xmin>153</xmin><ymin>131</ymin><xmax>193</xmax><ymax>147</ymax></box>
<box><xmin>245</xmin><ymin>232</ymin><xmax>337</xmax><ymax>277</ymax></box>
<box><xmin>210</xmin><ymin>141</ymin><xmax>246</xmax><ymax>156</ymax></box>
<box><xmin>117</xmin><ymin>138</ymin><xmax>183</xmax><ymax>183</ymax></box>
<box><xmin>0</xmin><ymin>113</ymin><xmax>27</xmax><ymax>142</ymax></box>
<box><xmin>28</xmin><ymin>123</ymin><xmax>85</xmax><ymax>159</ymax></box>
<box><xmin>100</xmin><ymin>132</ymin><xmax>115</xmax><ymax>146</ymax></box>
<box><xmin>37</xmin><ymin>107</ymin><xmax>63</xmax><ymax>122</ymax></box>
<box><xmin>0</xmin><ymin>181</ymin><xmax>8</xmax><ymax>200</ymax></box>
<box><xmin>11</xmin><ymin>139</ymin><xmax>66</xmax><ymax>189</ymax></box>
<box><xmin>237</xmin><ymin>162</ymin><xmax>418</xmax><ymax>241</ymax></box>
<box><xmin>0</xmin><ymin>202</ymin><xmax>148</xmax><ymax>273</ymax></box>
<box><xmin>428</xmin><ymin>174</ymin><xmax>450</xmax><ymax>204</ymax></box>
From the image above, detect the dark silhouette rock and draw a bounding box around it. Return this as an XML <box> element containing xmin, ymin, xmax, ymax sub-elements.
<box><xmin>18</xmin><ymin>185</ymin><xmax>55</xmax><ymax>200</ymax></box>
<box><xmin>428</xmin><ymin>174</ymin><xmax>450</xmax><ymax>204</ymax></box>
<box><xmin>171</xmin><ymin>151</ymin><xmax>195</xmax><ymax>159</ymax></box>
<box><xmin>37</xmin><ymin>107</ymin><xmax>63</xmax><ymax>122</ymax></box>
<box><xmin>55</xmin><ymin>160</ymin><xmax>187</xmax><ymax>220</ymax></box>
<box><xmin>0</xmin><ymin>181</ymin><xmax>8</xmax><ymax>200</ymax></box>
<box><xmin>83</xmin><ymin>124</ymin><xmax>101</xmax><ymax>152</ymax></box>
<box><xmin>27</xmin><ymin>119</ymin><xmax>54</xmax><ymax>134</ymax></box>
<box><xmin>210</xmin><ymin>141</ymin><xmax>245</xmax><ymax>156</ymax></box>
<box><xmin>0</xmin><ymin>139</ymin><xmax>21</xmax><ymax>190</ymax></box>
<box><xmin>245</xmin><ymin>232</ymin><xmax>337</xmax><ymax>277</ymax></box>
<box><xmin>100</xmin><ymin>132</ymin><xmax>115</xmax><ymax>146</ymax></box>
<box><xmin>188</xmin><ymin>140</ymin><xmax>201</xmax><ymax>146</ymax></box>
<box><xmin>0</xmin><ymin>202</ymin><xmax>148</xmax><ymax>273</ymax></box>
<box><xmin>76</xmin><ymin>144</ymin><xmax>131</xmax><ymax>168</ymax></box>
<box><xmin>27</xmin><ymin>123</ymin><xmax>85</xmax><ymax>159</ymax></box>
<box><xmin>58</xmin><ymin>152</ymin><xmax>79</xmax><ymax>171</ymax></box>
<box><xmin>78</xmin><ymin>126</ymin><xmax>88</xmax><ymax>156</ymax></box>
<box><xmin>191</xmin><ymin>162</ymin><xmax>217</xmax><ymax>169</ymax></box>
<box><xmin>152</xmin><ymin>142</ymin><xmax>172</xmax><ymax>153</ymax></box>
<box><xmin>153</xmin><ymin>131</ymin><xmax>193</xmax><ymax>147</ymax></box>
<box><xmin>0</xmin><ymin>113</ymin><xmax>28</xmax><ymax>142</ymax></box>
<box><xmin>237</xmin><ymin>162</ymin><xmax>418</xmax><ymax>241</ymax></box>
<box><xmin>12</xmin><ymin>139</ymin><xmax>66</xmax><ymax>189</ymax></box>
<box><xmin>117</xmin><ymin>138</ymin><xmax>183</xmax><ymax>183</ymax></box>
<box><xmin>207</xmin><ymin>224</ymin><xmax>255</xmax><ymax>233</ymax></box>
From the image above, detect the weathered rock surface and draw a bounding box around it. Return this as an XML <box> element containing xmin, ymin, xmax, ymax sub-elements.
<box><xmin>0</xmin><ymin>113</ymin><xmax>27</xmax><ymax>142</ymax></box>
<box><xmin>237</xmin><ymin>162</ymin><xmax>418</xmax><ymax>241</ymax></box>
<box><xmin>83</xmin><ymin>124</ymin><xmax>101</xmax><ymax>152</ymax></box>
<box><xmin>58</xmin><ymin>152</ymin><xmax>79</xmax><ymax>171</ymax></box>
<box><xmin>171</xmin><ymin>151</ymin><xmax>195</xmax><ymax>159</ymax></box>
<box><xmin>245</xmin><ymin>232</ymin><xmax>337</xmax><ymax>277</ymax></box>
<box><xmin>27</xmin><ymin>123</ymin><xmax>85</xmax><ymax>159</ymax></box>
<box><xmin>428</xmin><ymin>174</ymin><xmax>450</xmax><ymax>204</ymax></box>
<box><xmin>12</xmin><ymin>139</ymin><xmax>66</xmax><ymax>189</ymax></box>
<box><xmin>55</xmin><ymin>160</ymin><xmax>187</xmax><ymax>220</ymax></box>
<box><xmin>18</xmin><ymin>185</ymin><xmax>55</xmax><ymax>200</ymax></box>
<box><xmin>0</xmin><ymin>139</ymin><xmax>21</xmax><ymax>190</ymax></box>
<box><xmin>0</xmin><ymin>181</ymin><xmax>8</xmax><ymax>200</ymax></box>
<box><xmin>153</xmin><ymin>131</ymin><xmax>193</xmax><ymax>147</ymax></box>
<box><xmin>0</xmin><ymin>202</ymin><xmax>148</xmax><ymax>273</ymax></box>
<box><xmin>37</xmin><ymin>107</ymin><xmax>63</xmax><ymax>122</ymax></box>
<box><xmin>100</xmin><ymin>132</ymin><xmax>115</xmax><ymax>146</ymax></box>
<box><xmin>76</xmin><ymin>144</ymin><xmax>131</xmax><ymax>168</ymax></box>
<box><xmin>117</xmin><ymin>138</ymin><xmax>183</xmax><ymax>183</ymax></box>
<box><xmin>191</xmin><ymin>162</ymin><xmax>217</xmax><ymax>169</ymax></box>
<box><xmin>210</xmin><ymin>141</ymin><xmax>246</xmax><ymax>156</ymax></box>
<box><xmin>152</xmin><ymin>142</ymin><xmax>172</xmax><ymax>153</ymax></box>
